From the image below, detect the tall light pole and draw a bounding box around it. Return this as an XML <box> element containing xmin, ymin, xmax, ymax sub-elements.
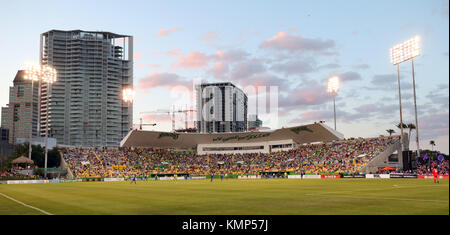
<box><xmin>24</xmin><ymin>65</ymin><xmax>40</xmax><ymax>159</ymax></box>
<box><xmin>390</xmin><ymin>35</ymin><xmax>421</xmax><ymax>158</ymax></box>
<box><xmin>41</xmin><ymin>65</ymin><xmax>57</xmax><ymax>179</ymax></box>
<box><xmin>327</xmin><ymin>76</ymin><xmax>340</xmax><ymax>130</ymax></box>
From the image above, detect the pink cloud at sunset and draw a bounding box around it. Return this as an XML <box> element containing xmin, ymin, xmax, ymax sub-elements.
<box><xmin>157</xmin><ymin>26</ymin><xmax>183</xmax><ymax>36</ymax></box>
<box><xmin>259</xmin><ymin>32</ymin><xmax>335</xmax><ymax>53</ymax></box>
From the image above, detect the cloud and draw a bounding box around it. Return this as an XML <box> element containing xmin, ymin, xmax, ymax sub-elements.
<box><xmin>259</xmin><ymin>32</ymin><xmax>335</xmax><ymax>53</ymax></box>
<box><xmin>137</xmin><ymin>72</ymin><xmax>192</xmax><ymax>92</ymax></box>
<box><xmin>270</xmin><ymin>58</ymin><xmax>316</xmax><ymax>77</ymax></box>
<box><xmin>157</xmin><ymin>26</ymin><xmax>183</xmax><ymax>37</ymax></box>
<box><xmin>279</xmin><ymin>80</ymin><xmax>330</xmax><ymax>108</ymax></box>
<box><xmin>234</xmin><ymin>73</ymin><xmax>287</xmax><ymax>88</ymax></box>
<box><xmin>289</xmin><ymin>109</ymin><xmax>368</xmax><ymax>125</ymax></box>
<box><xmin>172</xmin><ymin>51</ymin><xmax>209</xmax><ymax>69</ymax></box>
<box><xmin>207</xmin><ymin>62</ymin><xmax>229</xmax><ymax>79</ymax></box>
<box><xmin>165</xmin><ymin>46</ymin><xmax>183</xmax><ymax>58</ymax></box>
<box><xmin>133</xmin><ymin>53</ymin><xmax>143</xmax><ymax>60</ymax></box>
<box><xmin>141</xmin><ymin>113</ymin><xmax>172</xmax><ymax>123</ymax></box>
<box><xmin>289</xmin><ymin>110</ymin><xmax>331</xmax><ymax>125</ymax></box>
<box><xmin>366</xmin><ymin>73</ymin><xmax>413</xmax><ymax>90</ymax></box>
<box><xmin>318</xmin><ymin>63</ymin><xmax>341</xmax><ymax>70</ymax></box>
<box><xmin>424</xmin><ymin>84</ymin><xmax>449</xmax><ymax>110</ymax></box>
<box><xmin>353</xmin><ymin>64</ymin><xmax>370</xmax><ymax>70</ymax></box>
<box><xmin>229</xmin><ymin>59</ymin><xmax>266</xmax><ymax>78</ymax></box>
<box><xmin>339</xmin><ymin>71</ymin><xmax>362</xmax><ymax>82</ymax></box>
<box><xmin>211</xmin><ymin>49</ymin><xmax>249</xmax><ymax>63</ymax></box>
<box><xmin>148</xmin><ymin>64</ymin><xmax>162</xmax><ymax>69</ymax></box>
<box><xmin>201</xmin><ymin>31</ymin><xmax>220</xmax><ymax>43</ymax></box>
<box><xmin>353</xmin><ymin>103</ymin><xmax>398</xmax><ymax>117</ymax></box>
<box><xmin>418</xmin><ymin>112</ymin><xmax>449</xmax><ymax>139</ymax></box>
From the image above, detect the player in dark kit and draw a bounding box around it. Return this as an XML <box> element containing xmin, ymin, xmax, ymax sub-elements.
<box><xmin>220</xmin><ymin>172</ymin><xmax>224</xmax><ymax>181</ymax></box>
<box><xmin>130</xmin><ymin>174</ymin><xmax>137</xmax><ymax>184</ymax></box>
<box><xmin>432</xmin><ymin>168</ymin><xmax>439</xmax><ymax>184</ymax></box>
<box><xmin>210</xmin><ymin>172</ymin><xmax>214</xmax><ymax>182</ymax></box>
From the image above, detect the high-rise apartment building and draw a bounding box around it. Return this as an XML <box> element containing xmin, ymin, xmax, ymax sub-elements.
<box><xmin>195</xmin><ymin>82</ymin><xmax>247</xmax><ymax>133</ymax></box>
<box><xmin>1</xmin><ymin>70</ymin><xmax>39</xmax><ymax>144</ymax></box>
<box><xmin>40</xmin><ymin>30</ymin><xmax>133</xmax><ymax>146</ymax></box>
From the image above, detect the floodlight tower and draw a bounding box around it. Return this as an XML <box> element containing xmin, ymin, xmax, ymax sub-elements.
<box><xmin>24</xmin><ymin>65</ymin><xmax>40</xmax><ymax>159</ymax></box>
<box><xmin>327</xmin><ymin>76</ymin><xmax>340</xmax><ymax>130</ymax></box>
<box><xmin>41</xmin><ymin>65</ymin><xmax>57</xmax><ymax>178</ymax></box>
<box><xmin>390</xmin><ymin>35</ymin><xmax>421</xmax><ymax>158</ymax></box>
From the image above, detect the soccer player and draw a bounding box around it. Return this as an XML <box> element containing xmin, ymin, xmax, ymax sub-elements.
<box><xmin>432</xmin><ymin>168</ymin><xmax>439</xmax><ymax>184</ymax></box>
<box><xmin>130</xmin><ymin>174</ymin><xmax>137</xmax><ymax>184</ymax></box>
<box><xmin>220</xmin><ymin>172</ymin><xmax>224</xmax><ymax>181</ymax></box>
<box><xmin>210</xmin><ymin>172</ymin><xmax>214</xmax><ymax>182</ymax></box>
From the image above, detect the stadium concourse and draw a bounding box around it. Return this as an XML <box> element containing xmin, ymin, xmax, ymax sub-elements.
<box><xmin>59</xmin><ymin>123</ymin><xmax>408</xmax><ymax>179</ymax></box>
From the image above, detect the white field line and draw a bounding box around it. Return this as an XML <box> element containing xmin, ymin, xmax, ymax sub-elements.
<box><xmin>0</xmin><ymin>192</ymin><xmax>53</xmax><ymax>215</ymax></box>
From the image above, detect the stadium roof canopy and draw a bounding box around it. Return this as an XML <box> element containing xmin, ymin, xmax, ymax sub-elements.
<box><xmin>120</xmin><ymin>123</ymin><xmax>344</xmax><ymax>149</ymax></box>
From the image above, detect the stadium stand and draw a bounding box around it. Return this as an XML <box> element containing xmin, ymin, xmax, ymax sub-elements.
<box><xmin>61</xmin><ymin>136</ymin><xmax>401</xmax><ymax>178</ymax></box>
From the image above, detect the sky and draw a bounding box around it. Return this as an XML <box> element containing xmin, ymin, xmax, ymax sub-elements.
<box><xmin>0</xmin><ymin>0</ymin><xmax>448</xmax><ymax>153</ymax></box>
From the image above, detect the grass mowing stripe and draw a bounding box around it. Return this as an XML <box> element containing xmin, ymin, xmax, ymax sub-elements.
<box><xmin>0</xmin><ymin>179</ymin><xmax>447</xmax><ymax>215</ymax></box>
<box><xmin>0</xmin><ymin>192</ymin><xmax>53</xmax><ymax>215</ymax></box>
<box><xmin>305</xmin><ymin>193</ymin><xmax>447</xmax><ymax>203</ymax></box>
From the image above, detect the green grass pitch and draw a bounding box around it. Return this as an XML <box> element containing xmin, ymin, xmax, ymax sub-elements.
<box><xmin>0</xmin><ymin>179</ymin><xmax>448</xmax><ymax>215</ymax></box>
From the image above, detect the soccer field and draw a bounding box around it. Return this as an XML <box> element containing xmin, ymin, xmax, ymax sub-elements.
<box><xmin>0</xmin><ymin>179</ymin><xmax>448</xmax><ymax>215</ymax></box>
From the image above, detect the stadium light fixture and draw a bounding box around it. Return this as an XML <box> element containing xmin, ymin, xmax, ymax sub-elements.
<box><xmin>390</xmin><ymin>35</ymin><xmax>420</xmax><ymax>65</ymax></box>
<box><xmin>327</xmin><ymin>76</ymin><xmax>339</xmax><ymax>94</ymax></box>
<box><xmin>122</xmin><ymin>87</ymin><xmax>135</xmax><ymax>103</ymax></box>
<box><xmin>327</xmin><ymin>76</ymin><xmax>339</xmax><ymax>130</ymax></box>
<box><xmin>40</xmin><ymin>65</ymin><xmax>57</xmax><ymax>84</ymax></box>
<box><xmin>390</xmin><ymin>35</ymin><xmax>421</xmax><ymax>158</ymax></box>
<box><xmin>122</xmin><ymin>87</ymin><xmax>134</xmax><ymax>132</ymax></box>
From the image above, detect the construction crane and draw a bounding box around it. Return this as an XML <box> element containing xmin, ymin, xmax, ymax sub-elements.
<box><xmin>173</xmin><ymin>105</ymin><xmax>196</xmax><ymax>130</ymax></box>
<box><xmin>139</xmin><ymin>108</ymin><xmax>174</xmax><ymax>131</ymax></box>
<box><xmin>139</xmin><ymin>106</ymin><xmax>196</xmax><ymax>131</ymax></box>
<box><xmin>138</xmin><ymin>118</ymin><xmax>156</xmax><ymax>130</ymax></box>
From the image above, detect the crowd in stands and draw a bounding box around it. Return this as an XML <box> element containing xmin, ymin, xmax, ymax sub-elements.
<box><xmin>61</xmin><ymin>136</ymin><xmax>401</xmax><ymax>178</ymax></box>
<box><xmin>415</xmin><ymin>159</ymin><xmax>449</xmax><ymax>175</ymax></box>
<box><xmin>2</xmin><ymin>136</ymin><xmax>449</xmax><ymax>180</ymax></box>
<box><xmin>0</xmin><ymin>170</ymin><xmax>15</xmax><ymax>178</ymax></box>
<box><xmin>0</xmin><ymin>168</ymin><xmax>38</xmax><ymax>180</ymax></box>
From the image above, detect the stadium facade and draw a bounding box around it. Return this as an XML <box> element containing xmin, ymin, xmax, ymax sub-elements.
<box><xmin>40</xmin><ymin>30</ymin><xmax>133</xmax><ymax>147</ymax></box>
<box><xmin>120</xmin><ymin>122</ymin><xmax>410</xmax><ymax>173</ymax></box>
<box><xmin>121</xmin><ymin>122</ymin><xmax>344</xmax><ymax>154</ymax></box>
<box><xmin>195</xmin><ymin>82</ymin><xmax>247</xmax><ymax>133</ymax></box>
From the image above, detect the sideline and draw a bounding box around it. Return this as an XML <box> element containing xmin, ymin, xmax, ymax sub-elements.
<box><xmin>0</xmin><ymin>192</ymin><xmax>53</xmax><ymax>215</ymax></box>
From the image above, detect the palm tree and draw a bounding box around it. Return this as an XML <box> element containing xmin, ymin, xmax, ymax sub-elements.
<box><xmin>430</xmin><ymin>140</ymin><xmax>436</xmax><ymax>151</ymax></box>
<box><xmin>407</xmin><ymin>123</ymin><xmax>416</xmax><ymax>141</ymax></box>
<box><xmin>396</xmin><ymin>122</ymin><xmax>407</xmax><ymax>138</ymax></box>
<box><xmin>396</xmin><ymin>122</ymin><xmax>408</xmax><ymax>129</ymax></box>
<box><xmin>386</xmin><ymin>129</ymin><xmax>395</xmax><ymax>136</ymax></box>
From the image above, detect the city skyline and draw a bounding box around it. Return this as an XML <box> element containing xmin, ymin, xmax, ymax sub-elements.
<box><xmin>0</xmin><ymin>0</ymin><xmax>448</xmax><ymax>153</ymax></box>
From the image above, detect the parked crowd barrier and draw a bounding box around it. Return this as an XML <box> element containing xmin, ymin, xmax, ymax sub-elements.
<box><xmin>4</xmin><ymin>174</ymin><xmax>449</xmax><ymax>184</ymax></box>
